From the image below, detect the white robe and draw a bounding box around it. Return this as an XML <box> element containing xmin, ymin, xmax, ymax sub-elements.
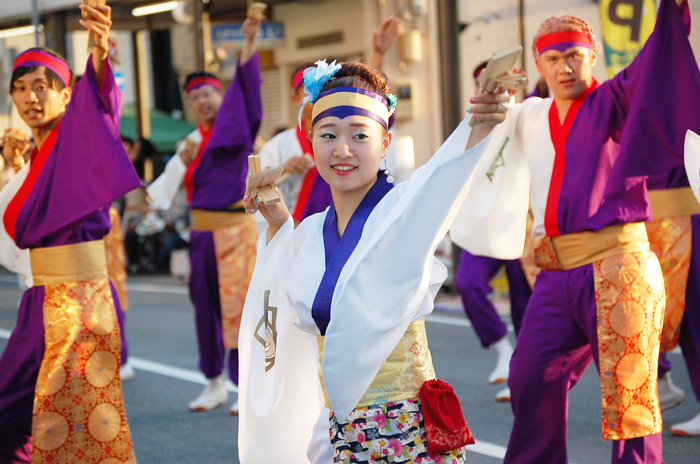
<box><xmin>239</xmin><ymin>115</ymin><xmax>498</xmax><ymax>462</ymax></box>
<box><xmin>0</xmin><ymin>163</ymin><xmax>32</xmax><ymax>287</ymax></box>
<box><xmin>685</xmin><ymin>130</ymin><xmax>700</xmax><ymax>204</ymax></box>
<box><xmin>146</xmin><ymin>128</ymin><xmax>202</xmax><ymax>210</ymax></box>
<box><xmin>449</xmin><ymin>97</ymin><xmax>552</xmax><ymax>260</ymax></box>
<box><xmin>258</xmin><ymin>128</ymin><xmax>306</xmax><ymax>213</ymax></box>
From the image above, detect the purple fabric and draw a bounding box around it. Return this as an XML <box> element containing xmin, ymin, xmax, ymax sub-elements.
<box><xmin>679</xmin><ymin>215</ymin><xmax>700</xmax><ymax>402</ymax></box>
<box><xmin>312</xmin><ymin>107</ymin><xmax>388</xmax><ymax>130</ymax></box>
<box><xmin>190</xmin><ymin>54</ymin><xmax>263</xmax><ymax>211</ymax></box>
<box><xmin>657</xmin><ymin>352</ymin><xmax>671</xmax><ymax>379</ymax></box>
<box><xmin>505</xmin><ymin>268</ymin><xmax>663</xmax><ymax>464</ymax></box>
<box><xmin>188</xmin><ymin>230</ymin><xmax>238</xmax><ymax>384</ymax></box>
<box><xmin>300</xmin><ymin>174</ymin><xmax>333</xmax><ymax>221</ymax></box>
<box><xmin>13</xmin><ymin>58</ymin><xmax>140</xmax><ymax>248</ymax></box>
<box><xmin>312</xmin><ymin>172</ymin><xmax>393</xmax><ymax>335</ymax></box>
<box><xmin>0</xmin><ymin>287</ymin><xmax>45</xmax><ymax>464</ymax></box>
<box><xmin>113</xmin><ymin>281</ymin><xmax>128</xmax><ymax>364</ymax></box>
<box><xmin>557</xmin><ymin>0</ymin><xmax>700</xmax><ymax>235</ymax></box>
<box><xmin>454</xmin><ymin>251</ymin><xmax>531</xmax><ymax>348</ymax></box>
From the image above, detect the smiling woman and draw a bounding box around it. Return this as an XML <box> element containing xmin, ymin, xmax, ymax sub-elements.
<box><xmin>239</xmin><ymin>60</ymin><xmax>506</xmax><ymax>463</ymax></box>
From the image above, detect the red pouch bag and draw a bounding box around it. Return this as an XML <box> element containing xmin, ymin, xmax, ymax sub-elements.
<box><xmin>418</xmin><ymin>379</ymin><xmax>475</xmax><ymax>454</ymax></box>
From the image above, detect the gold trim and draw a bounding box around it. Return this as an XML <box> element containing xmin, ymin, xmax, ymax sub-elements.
<box><xmin>191</xmin><ymin>201</ymin><xmax>253</xmax><ymax>231</ymax></box>
<box><xmin>649</xmin><ymin>187</ymin><xmax>700</xmax><ymax>218</ymax></box>
<box><xmin>317</xmin><ymin>319</ymin><xmax>436</xmax><ymax>410</ymax></box>
<box><xmin>312</xmin><ymin>91</ymin><xmax>389</xmax><ymax>126</ymax></box>
<box><xmin>30</xmin><ymin>240</ymin><xmax>108</xmax><ymax>286</ymax></box>
<box><xmin>551</xmin><ymin>223</ymin><xmax>649</xmax><ymax>270</ymax></box>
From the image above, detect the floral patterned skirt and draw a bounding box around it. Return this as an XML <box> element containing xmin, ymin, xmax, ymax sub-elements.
<box><xmin>329</xmin><ymin>397</ymin><xmax>467</xmax><ymax>463</ymax></box>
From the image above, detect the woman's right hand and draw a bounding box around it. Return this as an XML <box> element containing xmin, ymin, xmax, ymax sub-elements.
<box><xmin>245</xmin><ymin>185</ymin><xmax>291</xmax><ymax>242</ymax></box>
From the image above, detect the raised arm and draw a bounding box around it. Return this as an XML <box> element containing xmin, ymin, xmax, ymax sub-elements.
<box><xmin>79</xmin><ymin>3</ymin><xmax>112</xmax><ymax>90</ymax></box>
<box><xmin>370</xmin><ymin>17</ymin><xmax>399</xmax><ymax>71</ymax></box>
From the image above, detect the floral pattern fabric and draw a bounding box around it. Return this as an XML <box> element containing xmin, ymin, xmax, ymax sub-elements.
<box><xmin>213</xmin><ymin>219</ymin><xmax>258</xmax><ymax>350</ymax></box>
<box><xmin>329</xmin><ymin>397</ymin><xmax>466</xmax><ymax>464</ymax></box>
<box><xmin>594</xmin><ymin>251</ymin><xmax>665</xmax><ymax>440</ymax></box>
<box><xmin>33</xmin><ymin>277</ymin><xmax>136</xmax><ymax>463</ymax></box>
<box><xmin>645</xmin><ymin>216</ymin><xmax>692</xmax><ymax>352</ymax></box>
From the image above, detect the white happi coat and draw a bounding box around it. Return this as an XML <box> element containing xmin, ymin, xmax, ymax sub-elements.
<box><xmin>146</xmin><ymin>128</ymin><xmax>202</xmax><ymax>210</ymax></box>
<box><xmin>450</xmin><ymin>97</ymin><xmax>551</xmax><ymax>259</ymax></box>
<box><xmin>239</xmin><ymin>115</ymin><xmax>500</xmax><ymax>462</ymax></box>
<box><xmin>0</xmin><ymin>163</ymin><xmax>32</xmax><ymax>287</ymax></box>
<box><xmin>258</xmin><ymin>128</ymin><xmax>306</xmax><ymax>212</ymax></box>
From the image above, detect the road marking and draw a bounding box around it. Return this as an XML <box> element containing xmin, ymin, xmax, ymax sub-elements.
<box><xmin>469</xmin><ymin>440</ymin><xmax>507</xmax><ymax>459</ymax></box>
<box><xmin>427</xmin><ymin>313</ymin><xmax>516</xmax><ymax>333</ymax></box>
<box><xmin>128</xmin><ymin>357</ymin><xmax>238</xmax><ymax>393</ymax></box>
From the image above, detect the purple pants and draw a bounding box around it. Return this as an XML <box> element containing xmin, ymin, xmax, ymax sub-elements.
<box><xmin>0</xmin><ymin>282</ymin><xmax>125</xmax><ymax>464</ymax></box>
<box><xmin>454</xmin><ymin>251</ymin><xmax>531</xmax><ymax>347</ymax></box>
<box><xmin>189</xmin><ymin>230</ymin><xmax>238</xmax><ymax>384</ymax></box>
<box><xmin>505</xmin><ymin>266</ymin><xmax>663</xmax><ymax>464</ymax></box>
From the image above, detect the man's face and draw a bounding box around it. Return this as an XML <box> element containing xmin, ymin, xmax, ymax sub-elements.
<box><xmin>536</xmin><ymin>46</ymin><xmax>596</xmax><ymax>101</ymax></box>
<box><xmin>12</xmin><ymin>66</ymin><xmax>71</xmax><ymax>131</ymax></box>
<box><xmin>186</xmin><ymin>85</ymin><xmax>223</xmax><ymax>124</ymax></box>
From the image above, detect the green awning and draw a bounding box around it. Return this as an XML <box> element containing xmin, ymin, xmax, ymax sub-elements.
<box><xmin>119</xmin><ymin>105</ymin><xmax>195</xmax><ymax>153</ymax></box>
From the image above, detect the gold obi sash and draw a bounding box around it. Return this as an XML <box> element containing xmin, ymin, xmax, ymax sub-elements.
<box><xmin>30</xmin><ymin>240</ymin><xmax>108</xmax><ymax>286</ymax></box>
<box><xmin>649</xmin><ymin>187</ymin><xmax>700</xmax><ymax>218</ymax></box>
<box><xmin>316</xmin><ymin>319</ymin><xmax>436</xmax><ymax>410</ymax></box>
<box><xmin>191</xmin><ymin>201</ymin><xmax>252</xmax><ymax>232</ymax></box>
<box><xmin>534</xmin><ymin>223</ymin><xmax>650</xmax><ymax>271</ymax></box>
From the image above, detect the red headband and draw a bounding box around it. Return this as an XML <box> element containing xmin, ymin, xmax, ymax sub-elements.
<box><xmin>536</xmin><ymin>31</ymin><xmax>594</xmax><ymax>55</ymax></box>
<box><xmin>185</xmin><ymin>77</ymin><xmax>222</xmax><ymax>94</ymax></box>
<box><xmin>13</xmin><ymin>50</ymin><xmax>71</xmax><ymax>88</ymax></box>
<box><xmin>292</xmin><ymin>69</ymin><xmax>305</xmax><ymax>91</ymax></box>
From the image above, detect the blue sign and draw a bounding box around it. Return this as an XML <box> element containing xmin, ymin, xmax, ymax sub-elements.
<box><xmin>113</xmin><ymin>70</ymin><xmax>126</xmax><ymax>92</ymax></box>
<box><xmin>211</xmin><ymin>21</ymin><xmax>284</xmax><ymax>48</ymax></box>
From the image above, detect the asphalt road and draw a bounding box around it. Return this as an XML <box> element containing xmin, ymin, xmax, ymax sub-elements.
<box><xmin>1</xmin><ymin>272</ymin><xmax>699</xmax><ymax>463</ymax></box>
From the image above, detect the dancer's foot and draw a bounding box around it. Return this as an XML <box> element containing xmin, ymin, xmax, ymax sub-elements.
<box><xmin>188</xmin><ymin>376</ymin><xmax>229</xmax><ymax>412</ymax></box>
<box><xmin>488</xmin><ymin>336</ymin><xmax>513</xmax><ymax>384</ymax></box>
<box><xmin>495</xmin><ymin>386</ymin><xmax>511</xmax><ymax>402</ymax></box>
<box><xmin>670</xmin><ymin>411</ymin><xmax>700</xmax><ymax>436</ymax></box>
<box><xmin>658</xmin><ymin>372</ymin><xmax>686</xmax><ymax>412</ymax></box>
<box><xmin>230</xmin><ymin>399</ymin><xmax>239</xmax><ymax>416</ymax></box>
<box><xmin>120</xmin><ymin>361</ymin><xmax>135</xmax><ymax>382</ymax></box>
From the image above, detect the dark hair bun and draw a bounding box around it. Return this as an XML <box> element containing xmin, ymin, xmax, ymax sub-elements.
<box><xmin>323</xmin><ymin>62</ymin><xmax>391</xmax><ymax>99</ymax></box>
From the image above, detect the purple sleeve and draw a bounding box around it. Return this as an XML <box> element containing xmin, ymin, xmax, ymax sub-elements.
<box><xmin>603</xmin><ymin>0</ymin><xmax>700</xmax><ymax>178</ymax></box>
<box><xmin>13</xmin><ymin>57</ymin><xmax>141</xmax><ymax>248</ymax></box>
<box><xmin>207</xmin><ymin>53</ymin><xmax>263</xmax><ymax>154</ymax></box>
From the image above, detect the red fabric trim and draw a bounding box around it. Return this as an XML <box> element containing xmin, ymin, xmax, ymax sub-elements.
<box><xmin>292</xmin><ymin>69</ymin><xmax>305</xmax><ymax>91</ymax></box>
<box><xmin>544</xmin><ymin>80</ymin><xmax>598</xmax><ymax>237</ymax></box>
<box><xmin>13</xmin><ymin>50</ymin><xmax>71</xmax><ymax>87</ymax></box>
<box><xmin>292</xmin><ymin>125</ymin><xmax>317</xmax><ymax>222</ymax></box>
<box><xmin>536</xmin><ymin>31</ymin><xmax>594</xmax><ymax>53</ymax></box>
<box><xmin>185</xmin><ymin>77</ymin><xmax>222</xmax><ymax>94</ymax></box>
<box><xmin>183</xmin><ymin>123</ymin><xmax>213</xmax><ymax>203</ymax></box>
<box><xmin>4</xmin><ymin>121</ymin><xmax>62</xmax><ymax>242</ymax></box>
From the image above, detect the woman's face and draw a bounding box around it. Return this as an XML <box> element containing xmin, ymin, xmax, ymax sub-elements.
<box><xmin>312</xmin><ymin>114</ymin><xmax>391</xmax><ymax>195</ymax></box>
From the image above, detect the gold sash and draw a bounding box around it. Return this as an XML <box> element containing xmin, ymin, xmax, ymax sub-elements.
<box><xmin>649</xmin><ymin>187</ymin><xmax>700</xmax><ymax>218</ymax></box>
<box><xmin>316</xmin><ymin>319</ymin><xmax>436</xmax><ymax>410</ymax></box>
<box><xmin>30</xmin><ymin>240</ymin><xmax>108</xmax><ymax>286</ymax></box>
<box><xmin>191</xmin><ymin>201</ymin><xmax>251</xmax><ymax>231</ymax></box>
<box><xmin>550</xmin><ymin>223</ymin><xmax>650</xmax><ymax>270</ymax></box>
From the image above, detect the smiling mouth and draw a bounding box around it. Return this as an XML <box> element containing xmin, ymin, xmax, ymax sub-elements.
<box><xmin>332</xmin><ymin>165</ymin><xmax>356</xmax><ymax>173</ymax></box>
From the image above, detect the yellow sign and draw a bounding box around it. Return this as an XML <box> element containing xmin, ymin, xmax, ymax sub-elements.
<box><xmin>598</xmin><ymin>0</ymin><xmax>657</xmax><ymax>77</ymax></box>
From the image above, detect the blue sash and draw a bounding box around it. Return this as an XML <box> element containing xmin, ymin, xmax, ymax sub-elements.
<box><xmin>311</xmin><ymin>173</ymin><xmax>394</xmax><ymax>335</ymax></box>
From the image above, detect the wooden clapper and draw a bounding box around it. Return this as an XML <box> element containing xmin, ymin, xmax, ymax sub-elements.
<box><xmin>470</xmin><ymin>46</ymin><xmax>529</xmax><ymax>127</ymax></box>
<box><xmin>247</xmin><ymin>155</ymin><xmax>284</xmax><ymax>205</ymax></box>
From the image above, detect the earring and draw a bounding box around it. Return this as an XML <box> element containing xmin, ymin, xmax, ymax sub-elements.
<box><xmin>381</xmin><ymin>157</ymin><xmax>394</xmax><ymax>184</ymax></box>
